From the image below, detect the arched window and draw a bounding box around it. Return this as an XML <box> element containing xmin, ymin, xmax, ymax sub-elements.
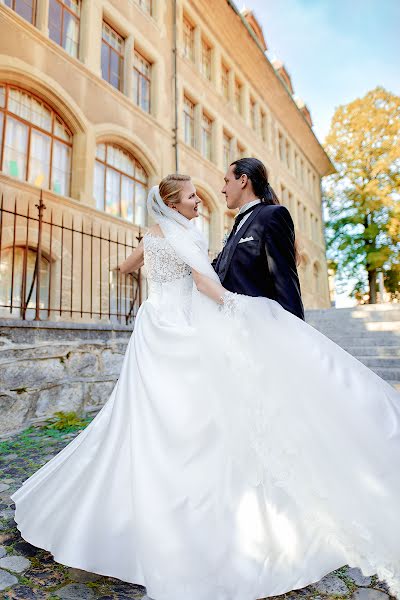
<box><xmin>94</xmin><ymin>143</ymin><xmax>148</xmax><ymax>227</ymax></box>
<box><xmin>194</xmin><ymin>196</ymin><xmax>211</xmax><ymax>248</ymax></box>
<box><xmin>0</xmin><ymin>247</ymin><xmax>50</xmax><ymax>319</ymax></box>
<box><xmin>0</xmin><ymin>84</ymin><xmax>72</xmax><ymax>195</ymax></box>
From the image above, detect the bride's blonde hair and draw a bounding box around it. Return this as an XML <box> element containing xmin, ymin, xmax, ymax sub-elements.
<box><xmin>159</xmin><ymin>174</ymin><xmax>191</xmax><ymax>205</ymax></box>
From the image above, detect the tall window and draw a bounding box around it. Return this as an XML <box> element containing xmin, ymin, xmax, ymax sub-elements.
<box><xmin>0</xmin><ymin>247</ymin><xmax>49</xmax><ymax>319</ymax></box>
<box><xmin>1</xmin><ymin>0</ymin><xmax>36</xmax><ymax>23</ymax></box>
<box><xmin>250</xmin><ymin>97</ymin><xmax>256</xmax><ymax>131</ymax></box>
<box><xmin>201</xmin><ymin>39</ymin><xmax>211</xmax><ymax>81</ymax></box>
<box><xmin>133</xmin><ymin>50</ymin><xmax>151</xmax><ymax>113</ymax></box>
<box><xmin>223</xmin><ymin>131</ymin><xmax>232</xmax><ymax>172</ymax></box>
<box><xmin>194</xmin><ymin>198</ymin><xmax>211</xmax><ymax>248</ymax></box>
<box><xmin>234</xmin><ymin>79</ymin><xmax>242</xmax><ymax>114</ymax></box>
<box><xmin>201</xmin><ymin>112</ymin><xmax>212</xmax><ymax>161</ymax></box>
<box><xmin>285</xmin><ymin>139</ymin><xmax>291</xmax><ymax>170</ymax></box>
<box><xmin>94</xmin><ymin>143</ymin><xmax>148</xmax><ymax>227</ymax></box>
<box><xmin>0</xmin><ymin>84</ymin><xmax>72</xmax><ymax>195</ymax></box>
<box><xmin>49</xmin><ymin>0</ymin><xmax>80</xmax><ymax>58</ymax></box>
<box><xmin>221</xmin><ymin>63</ymin><xmax>229</xmax><ymax>101</ymax></box>
<box><xmin>183</xmin><ymin>17</ymin><xmax>194</xmax><ymax>62</ymax></box>
<box><xmin>260</xmin><ymin>110</ymin><xmax>267</xmax><ymax>143</ymax></box>
<box><xmin>278</xmin><ymin>131</ymin><xmax>284</xmax><ymax>162</ymax></box>
<box><xmin>183</xmin><ymin>96</ymin><xmax>195</xmax><ymax>148</ymax></box>
<box><xmin>101</xmin><ymin>22</ymin><xmax>124</xmax><ymax>91</ymax></box>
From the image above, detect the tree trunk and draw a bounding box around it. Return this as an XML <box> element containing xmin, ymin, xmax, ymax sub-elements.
<box><xmin>368</xmin><ymin>269</ymin><xmax>377</xmax><ymax>304</ymax></box>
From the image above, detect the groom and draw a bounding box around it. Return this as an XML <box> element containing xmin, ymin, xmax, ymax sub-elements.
<box><xmin>212</xmin><ymin>157</ymin><xmax>305</xmax><ymax>320</ymax></box>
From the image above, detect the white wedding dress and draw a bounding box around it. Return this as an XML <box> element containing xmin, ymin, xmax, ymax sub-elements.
<box><xmin>11</xmin><ymin>230</ymin><xmax>400</xmax><ymax>600</ymax></box>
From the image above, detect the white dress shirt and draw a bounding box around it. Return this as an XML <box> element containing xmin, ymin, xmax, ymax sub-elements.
<box><xmin>235</xmin><ymin>199</ymin><xmax>261</xmax><ymax>232</ymax></box>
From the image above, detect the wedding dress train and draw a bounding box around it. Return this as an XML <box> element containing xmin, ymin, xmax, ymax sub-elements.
<box><xmin>11</xmin><ymin>228</ymin><xmax>400</xmax><ymax>600</ymax></box>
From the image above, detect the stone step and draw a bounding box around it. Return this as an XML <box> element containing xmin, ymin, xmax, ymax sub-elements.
<box><xmin>355</xmin><ymin>366</ymin><xmax>400</xmax><ymax>381</ymax></box>
<box><xmin>341</xmin><ymin>346</ymin><xmax>400</xmax><ymax>357</ymax></box>
<box><xmin>306</xmin><ymin>314</ymin><xmax>400</xmax><ymax>324</ymax></box>
<box><xmin>306</xmin><ymin>321</ymin><xmax>400</xmax><ymax>333</ymax></box>
<box><xmin>321</xmin><ymin>334</ymin><xmax>400</xmax><ymax>346</ymax></box>
<box><xmin>352</xmin><ymin>357</ymin><xmax>400</xmax><ymax>369</ymax></box>
<box><xmin>306</xmin><ymin>304</ymin><xmax>400</xmax><ymax>316</ymax></box>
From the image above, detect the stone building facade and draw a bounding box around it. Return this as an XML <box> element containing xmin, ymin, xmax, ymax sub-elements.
<box><xmin>0</xmin><ymin>0</ymin><xmax>334</xmax><ymax>322</ymax></box>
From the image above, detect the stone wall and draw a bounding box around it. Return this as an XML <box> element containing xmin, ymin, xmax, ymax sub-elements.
<box><xmin>0</xmin><ymin>319</ymin><xmax>133</xmax><ymax>437</ymax></box>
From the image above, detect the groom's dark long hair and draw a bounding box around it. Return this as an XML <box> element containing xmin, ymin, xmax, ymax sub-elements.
<box><xmin>230</xmin><ymin>158</ymin><xmax>279</xmax><ymax>205</ymax></box>
<box><xmin>230</xmin><ymin>157</ymin><xmax>302</xmax><ymax>266</ymax></box>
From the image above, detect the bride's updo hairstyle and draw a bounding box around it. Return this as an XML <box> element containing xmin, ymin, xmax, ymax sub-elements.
<box><xmin>230</xmin><ymin>157</ymin><xmax>302</xmax><ymax>267</ymax></box>
<box><xmin>159</xmin><ymin>174</ymin><xmax>191</xmax><ymax>206</ymax></box>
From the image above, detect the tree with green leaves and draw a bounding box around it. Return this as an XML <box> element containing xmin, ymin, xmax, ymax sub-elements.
<box><xmin>323</xmin><ymin>86</ymin><xmax>400</xmax><ymax>303</ymax></box>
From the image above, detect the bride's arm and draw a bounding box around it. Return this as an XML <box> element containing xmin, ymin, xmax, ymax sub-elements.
<box><xmin>192</xmin><ymin>269</ymin><xmax>227</xmax><ymax>304</ymax></box>
<box><xmin>119</xmin><ymin>239</ymin><xmax>144</xmax><ymax>274</ymax></box>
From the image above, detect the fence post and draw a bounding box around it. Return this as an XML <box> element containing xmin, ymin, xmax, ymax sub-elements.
<box><xmin>34</xmin><ymin>190</ymin><xmax>46</xmax><ymax>320</ymax></box>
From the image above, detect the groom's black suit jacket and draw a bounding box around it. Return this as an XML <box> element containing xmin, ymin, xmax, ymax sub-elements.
<box><xmin>212</xmin><ymin>203</ymin><xmax>305</xmax><ymax>320</ymax></box>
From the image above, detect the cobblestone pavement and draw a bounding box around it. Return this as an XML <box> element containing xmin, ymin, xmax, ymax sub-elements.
<box><xmin>0</xmin><ymin>420</ymin><xmax>394</xmax><ymax>600</ymax></box>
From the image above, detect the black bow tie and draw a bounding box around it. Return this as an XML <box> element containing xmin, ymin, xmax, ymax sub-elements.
<box><xmin>223</xmin><ymin>204</ymin><xmax>259</xmax><ymax>247</ymax></box>
<box><xmin>232</xmin><ymin>204</ymin><xmax>258</xmax><ymax>234</ymax></box>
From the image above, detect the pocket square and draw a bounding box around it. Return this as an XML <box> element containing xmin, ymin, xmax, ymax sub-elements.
<box><xmin>238</xmin><ymin>236</ymin><xmax>254</xmax><ymax>244</ymax></box>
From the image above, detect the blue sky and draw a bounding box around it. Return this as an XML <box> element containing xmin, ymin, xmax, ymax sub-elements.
<box><xmin>244</xmin><ymin>0</ymin><xmax>400</xmax><ymax>143</ymax></box>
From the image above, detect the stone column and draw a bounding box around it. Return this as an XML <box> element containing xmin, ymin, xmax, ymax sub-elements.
<box><xmin>212</xmin><ymin>46</ymin><xmax>221</xmax><ymax>94</ymax></box>
<box><xmin>194</xmin><ymin>25</ymin><xmax>201</xmax><ymax>71</ymax></box>
<box><xmin>242</xmin><ymin>82</ymin><xmax>250</xmax><ymax>125</ymax></box>
<box><xmin>71</xmin><ymin>129</ymin><xmax>96</xmax><ymax>206</ymax></box>
<box><xmin>36</xmin><ymin>0</ymin><xmax>49</xmax><ymax>36</ymax></box>
<box><xmin>214</xmin><ymin>119</ymin><xmax>223</xmax><ymax>170</ymax></box>
<box><xmin>80</xmin><ymin>0</ymin><xmax>103</xmax><ymax>77</ymax></box>
<box><xmin>123</xmin><ymin>34</ymin><xmax>134</xmax><ymax>100</ymax></box>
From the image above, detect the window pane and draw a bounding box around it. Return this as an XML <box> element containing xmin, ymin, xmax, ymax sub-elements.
<box><xmin>63</xmin><ymin>10</ymin><xmax>79</xmax><ymax>58</ymax></box>
<box><xmin>135</xmin><ymin>163</ymin><xmax>147</xmax><ymax>183</ymax></box>
<box><xmin>0</xmin><ymin>86</ymin><xmax>5</xmax><ymax>108</ymax></box>
<box><xmin>65</xmin><ymin>0</ymin><xmax>80</xmax><ymax>17</ymax></box>
<box><xmin>14</xmin><ymin>0</ymin><xmax>35</xmax><ymax>23</ymax></box>
<box><xmin>96</xmin><ymin>143</ymin><xmax>106</xmax><ymax>161</ymax></box>
<box><xmin>121</xmin><ymin>176</ymin><xmax>134</xmax><ymax>221</ymax></box>
<box><xmin>28</xmin><ymin>129</ymin><xmax>51</xmax><ymax>188</ymax></box>
<box><xmin>101</xmin><ymin>42</ymin><xmax>110</xmax><ymax>82</ymax></box>
<box><xmin>51</xmin><ymin>140</ymin><xmax>71</xmax><ymax>195</ymax></box>
<box><xmin>94</xmin><ymin>161</ymin><xmax>105</xmax><ymax>211</ymax></box>
<box><xmin>110</xmin><ymin>50</ymin><xmax>122</xmax><ymax>90</ymax></box>
<box><xmin>54</xmin><ymin>116</ymin><xmax>71</xmax><ymax>142</ymax></box>
<box><xmin>49</xmin><ymin>0</ymin><xmax>62</xmax><ymax>45</ymax></box>
<box><xmin>105</xmin><ymin>168</ymin><xmax>120</xmax><ymax>216</ymax></box>
<box><xmin>3</xmin><ymin>116</ymin><xmax>28</xmax><ymax>180</ymax></box>
<box><xmin>134</xmin><ymin>183</ymin><xmax>146</xmax><ymax>226</ymax></box>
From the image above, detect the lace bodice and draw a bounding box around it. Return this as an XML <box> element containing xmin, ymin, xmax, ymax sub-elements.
<box><xmin>143</xmin><ymin>232</ymin><xmax>192</xmax><ymax>283</ymax></box>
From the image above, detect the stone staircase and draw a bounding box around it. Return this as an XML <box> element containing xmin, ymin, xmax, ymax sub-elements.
<box><xmin>305</xmin><ymin>304</ymin><xmax>400</xmax><ymax>392</ymax></box>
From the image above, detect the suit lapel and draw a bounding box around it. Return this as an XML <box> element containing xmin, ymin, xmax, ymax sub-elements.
<box><xmin>220</xmin><ymin>203</ymin><xmax>264</xmax><ymax>278</ymax></box>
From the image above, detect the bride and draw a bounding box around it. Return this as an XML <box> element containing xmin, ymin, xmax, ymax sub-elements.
<box><xmin>11</xmin><ymin>174</ymin><xmax>400</xmax><ymax>600</ymax></box>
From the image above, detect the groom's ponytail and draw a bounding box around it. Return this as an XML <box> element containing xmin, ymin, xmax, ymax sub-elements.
<box><xmin>230</xmin><ymin>157</ymin><xmax>301</xmax><ymax>267</ymax></box>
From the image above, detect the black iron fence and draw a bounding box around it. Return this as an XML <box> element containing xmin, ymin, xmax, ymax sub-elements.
<box><xmin>0</xmin><ymin>191</ymin><xmax>143</xmax><ymax>325</ymax></box>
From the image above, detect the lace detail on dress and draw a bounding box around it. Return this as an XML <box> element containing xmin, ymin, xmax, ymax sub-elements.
<box><xmin>144</xmin><ymin>232</ymin><xmax>192</xmax><ymax>283</ymax></box>
<box><xmin>220</xmin><ymin>290</ymin><xmax>242</xmax><ymax>318</ymax></box>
